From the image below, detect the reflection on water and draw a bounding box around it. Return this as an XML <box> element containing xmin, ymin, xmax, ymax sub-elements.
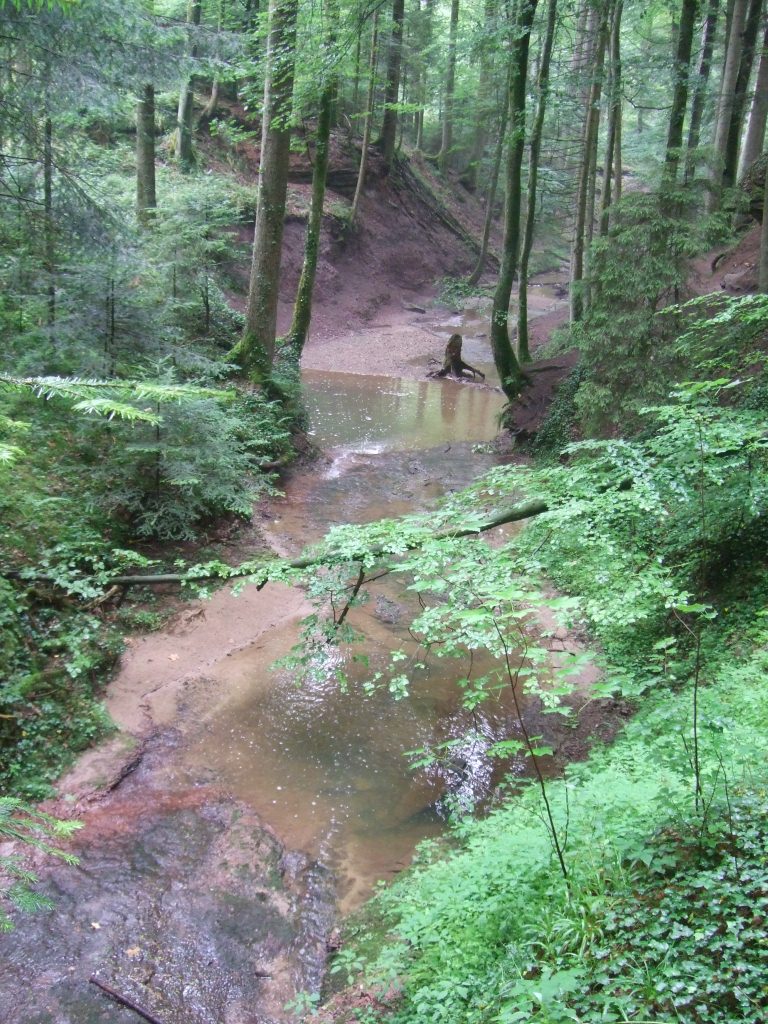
<box><xmin>175</xmin><ymin>369</ymin><xmax>517</xmax><ymax>909</ymax></box>
<box><xmin>303</xmin><ymin>369</ymin><xmax>505</xmax><ymax>452</ymax></box>
<box><xmin>179</xmin><ymin>580</ymin><xmax>524</xmax><ymax>911</ymax></box>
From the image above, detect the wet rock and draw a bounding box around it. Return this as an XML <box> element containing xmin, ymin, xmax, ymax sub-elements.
<box><xmin>375</xmin><ymin>595</ymin><xmax>403</xmax><ymax>625</ymax></box>
<box><xmin>0</xmin><ymin>793</ymin><xmax>336</xmax><ymax>1024</ymax></box>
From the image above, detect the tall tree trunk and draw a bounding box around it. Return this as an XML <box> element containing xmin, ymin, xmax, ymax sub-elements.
<box><xmin>739</xmin><ymin>20</ymin><xmax>768</xmax><ymax>176</ymax></box>
<box><xmin>570</xmin><ymin>2</ymin><xmax>609</xmax><ymax>323</ymax></box>
<box><xmin>44</xmin><ymin>111</ymin><xmax>55</xmax><ymax>336</ymax></box>
<box><xmin>464</xmin><ymin>0</ymin><xmax>497</xmax><ymax>190</ymax></box>
<box><xmin>176</xmin><ymin>0</ymin><xmax>203</xmax><ymax>171</ymax></box>
<box><xmin>351</xmin><ymin>10</ymin><xmax>379</xmax><ymax>225</ymax></box>
<box><xmin>231</xmin><ymin>0</ymin><xmax>298</xmax><ymax>381</ymax></box>
<box><xmin>285</xmin><ymin>3</ymin><xmax>337</xmax><ymax>358</ymax></box>
<box><xmin>489</xmin><ymin>0</ymin><xmax>538</xmax><ymax>401</ymax></box>
<box><xmin>380</xmin><ymin>0</ymin><xmax>405</xmax><ymax>170</ymax></box>
<box><xmin>708</xmin><ymin>0</ymin><xmax>748</xmax><ymax>209</ymax></box>
<box><xmin>136</xmin><ymin>84</ymin><xmax>157</xmax><ymax>227</ymax></box>
<box><xmin>663</xmin><ymin>0</ymin><xmax>701</xmax><ymax>189</ymax></box>
<box><xmin>684</xmin><ymin>0</ymin><xmax>721</xmax><ymax>183</ymax></box>
<box><xmin>351</xmin><ymin>32</ymin><xmax>362</xmax><ymax>131</ymax></box>
<box><xmin>517</xmin><ymin>0</ymin><xmax>558</xmax><ymax>363</ymax></box>
<box><xmin>600</xmin><ymin>0</ymin><xmax>623</xmax><ymax>234</ymax></box>
<box><xmin>722</xmin><ymin>0</ymin><xmax>763</xmax><ymax>189</ymax></box>
<box><xmin>467</xmin><ymin>73</ymin><xmax>510</xmax><ymax>285</ymax></box>
<box><xmin>760</xmin><ymin>164</ymin><xmax>768</xmax><ymax>290</ymax></box>
<box><xmin>200</xmin><ymin>0</ymin><xmax>226</xmax><ymax>124</ymax></box>
<box><xmin>437</xmin><ymin>0</ymin><xmax>459</xmax><ymax>172</ymax></box>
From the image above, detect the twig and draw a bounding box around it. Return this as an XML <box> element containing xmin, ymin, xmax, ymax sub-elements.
<box><xmin>88</xmin><ymin>976</ymin><xmax>164</xmax><ymax>1024</ymax></box>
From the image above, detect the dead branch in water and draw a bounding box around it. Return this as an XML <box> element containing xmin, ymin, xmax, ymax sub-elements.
<box><xmin>88</xmin><ymin>976</ymin><xmax>164</xmax><ymax>1024</ymax></box>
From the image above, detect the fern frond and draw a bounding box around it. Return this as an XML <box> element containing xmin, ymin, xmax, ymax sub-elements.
<box><xmin>0</xmin><ymin>443</ymin><xmax>24</xmax><ymax>464</ymax></box>
<box><xmin>70</xmin><ymin>397</ymin><xmax>161</xmax><ymax>424</ymax></box>
<box><xmin>0</xmin><ymin>374</ymin><xmax>227</xmax><ymax>411</ymax></box>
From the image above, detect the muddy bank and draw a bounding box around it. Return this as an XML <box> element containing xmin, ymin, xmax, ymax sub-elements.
<box><xmin>3</xmin><ymin>732</ymin><xmax>335</xmax><ymax>1024</ymax></box>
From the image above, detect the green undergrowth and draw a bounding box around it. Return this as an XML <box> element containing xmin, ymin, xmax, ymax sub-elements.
<box><xmin>302</xmin><ymin>294</ymin><xmax>768</xmax><ymax>1023</ymax></box>
<box><xmin>339</xmin><ymin>630</ymin><xmax>768</xmax><ymax>1023</ymax></box>
<box><xmin>0</xmin><ymin>147</ymin><xmax>298</xmax><ymax>798</ymax></box>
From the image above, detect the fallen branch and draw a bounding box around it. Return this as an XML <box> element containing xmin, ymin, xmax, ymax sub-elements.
<box><xmin>88</xmin><ymin>976</ymin><xmax>164</xmax><ymax>1024</ymax></box>
<box><xmin>2</xmin><ymin>499</ymin><xmax>549</xmax><ymax>590</ymax></box>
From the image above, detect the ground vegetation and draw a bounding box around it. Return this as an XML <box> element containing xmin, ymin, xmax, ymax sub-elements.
<box><xmin>1</xmin><ymin>0</ymin><xmax>768</xmax><ymax>1021</ymax></box>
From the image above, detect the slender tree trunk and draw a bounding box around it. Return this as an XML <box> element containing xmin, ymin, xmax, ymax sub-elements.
<box><xmin>437</xmin><ymin>0</ymin><xmax>459</xmax><ymax>172</ymax></box>
<box><xmin>351</xmin><ymin>32</ymin><xmax>362</xmax><ymax>130</ymax></box>
<box><xmin>136</xmin><ymin>84</ymin><xmax>157</xmax><ymax>227</ymax></box>
<box><xmin>570</xmin><ymin>2</ymin><xmax>609</xmax><ymax>323</ymax></box>
<box><xmin>351</xmin><ymin>10</ymin><xmax>379</xmax><ymax>225</ymax></box>
<box><xmin>663</xmin><ymin>0</ymin><xmax>701</xmax><ymax>189</ymax></box>
<box><xmin>600</xmin><ymin>0</ymin><xmax>623</xmax><ymax>233</ymax></box>
<box><xmin>722</xmin><ymin>0</ymin><xmax>764</xmax><ymax>189</ymax></box>
<box><xmin>708</xmin><ymin>0</ymin><xmax>748</xmax><ymax>209</ymax></box>
<box><xmin>464</xmin><ymin>0</ymin><xmax>497</xmax><ymax>190</ymax></box>
<box><xmin>44</xmin><ymin>111</ymin><xmax>55</xmax><ymax>335</ymax></box>
<box><xmin>489</xmin><ymin>0</ymin><xmax>538</xmax><ymax>401</ymax></box>
<box><xmin>232</xmin><ymin>0</ymin><xmax>298</xmax><ymax>380</ymax></box>
<box><xmin>760</xmin><ymin>164</ymin><xmax>768</xmax><ymax>290</ymax></box>
<box><xmin>176</xmin><ymin>0</ymin><xmax>202</xmax><ymax>171</ymax></box>
<box><xmin>684</xmin><ymin>0</ymin><xmax>721</xmax><ymax>183</ymax></box>
<box><xmin>517</xmin><ymin>0</ymin><xmax>558</xmax><ymax>362</ymax></box>
<box><xmin>467</xmin><ymin>75</ymin><xmax>510</xmax><ymax>285</ymax></box>
<box><xmin>739</xmin><ymin>21</ymin><xmax>768</xmax><ymax>176</ymax></box>
<box><xmin>285</xmin><ymin>3</ymin><xmax>337</xmax><ymax>358</ymax></box>
<box><xmin>200</xmin><ymin>0</ymin><xmax>226</xmax><ymax>123</ymax></box>
<box><xmin>613</xmin><ymin>18</ymin><xmax>623</xmax><ymax>206</ymax></box>
<box><xmin>380</xmin><ymin>0</ymin><xmax>405</xmax><ymax>170</ymax></box>
<box><xmin>416</xmin><ymin>0</ymin><xmax>435</xmax><ymax>151</ymax></box>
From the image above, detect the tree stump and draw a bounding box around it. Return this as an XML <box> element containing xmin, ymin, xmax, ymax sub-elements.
<box><xmin>428</xmin><ymin>333</ymin><xmax>485</xmax><ymax>381</ymax></box>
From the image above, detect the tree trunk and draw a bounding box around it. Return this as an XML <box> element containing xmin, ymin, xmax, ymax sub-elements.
<box><xmin>437</xmin><ymin>0</ymin><xmax>459</xmax><ymax>172</ymax></box>
<box><xmin>200</xmin><ymin>0</ymin><xmax>226</xmax><ymax>124</ymax></box>
<box><xmin>517</xmin><ymin>0</ymin><xmax>558</xmax><ymax>363</ymax></box>
<box><xmin>760</xmin><ymin>163</ymin><xmax>768</xmax><ymax>290</ymax></box>
<box><xmin>351</xmin><ymin>10</ymin><xmax>379</xmax><ymax>225</ymax></box>
<box><xmin>463</xmin><ymin>0</ymin><xmax>497</xmax><ymax>190</ymax></box>
<box><xmin>231</xmin><ymin>0</ymin><xmax>298</xmax><ymax>381</ymax></box>
<box><xmin>600</xmin><ymin>0</ymin><xmax>623</xmax><ymax>234</ymax></box>
<box><xmin>739</xmin><ymin>20</ymin><xmax>768</xmax><ymax>177</ymax></box>
<box><xmin>684</xmin><ymin>0</ymin><xmax>721</xmax><ymax>183</ymax></box>
<box><xmin>176</xmin><ymin>0</ymin><xmax>202</xmax><ymax>171</ymax></box>
<box><xmin>285</xmin><ymin>2</ymin><xmax>337</xmax><ymax>358</ymax></box>
<box><xmin>467</xmin><ymin>78</ymin><xmax>510</xmax><ymax>286</ymax></box>
<box><xmin>136</xmin><ymin>84</ymin><xmax>157</xmax><ymax>227</ymax></box>
<box><xmin>722</xmin><ymin>0</ymin><xmax>764</xmax><ymax>190</ymax></box>
<box><xmin>663</xmin><ymin>0</ymin><xmax>701</xmax><ymax>189</ymax></box>
<box><xmin>708</xmin><ymin>0</ymin><xmax>748</xmax><ymax>209</ymax></box>
<box><xmin>570</xmin><ymin>2</ymin><xmax>609</xmax><ymax>323</ymax></box>
<box><xmin>380</xmin><ymin>0</ymin><xmax>405</xmax><ymax>171</ymax></box>
<box><xmin>429</xmin><ymin>333</ymin><xmax>486</xmax><ymax>379</ymax></box>
<box><xmin>489</xmin><ymin>0</ymin><xmax>538</xmax><ymax>401</ymax></box>
<box><xmin>44</xmin><ymin>111</ymin><xmax>55</xmax><ymax>336</ymax></box>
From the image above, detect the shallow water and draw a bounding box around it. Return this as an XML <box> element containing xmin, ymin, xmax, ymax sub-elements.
<box><xmin>0</xmin><ymin>303</ymin><xmax>587</xmax><ymax>1023</ymax></box>
<box><xmin>172</xmin><ymin>370</ymin><xmax>515</xmax><ymax>911</ymax></box>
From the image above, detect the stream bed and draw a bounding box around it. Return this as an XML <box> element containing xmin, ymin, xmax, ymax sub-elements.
<box><xmin>0</xmin><ymin>299</ymin><xmax>604</xmax><ymax>1023</ymax></box>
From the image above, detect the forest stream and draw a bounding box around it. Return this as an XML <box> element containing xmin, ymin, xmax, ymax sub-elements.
<box><xmin>0</xmin><ymin>292</ymin><xmax>608</xmax><ymax>1024</ymax></box>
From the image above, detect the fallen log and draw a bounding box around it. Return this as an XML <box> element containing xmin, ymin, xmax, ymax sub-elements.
<box><xmin>1</xmin><ymin>499</ymin><xmax>549</xmax><ymax>589</ymax></box>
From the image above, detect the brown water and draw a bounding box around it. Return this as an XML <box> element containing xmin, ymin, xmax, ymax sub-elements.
<box><xmin>0</xmin><ymin>299</ymin><xmax>598</xmax><ymax>1023</ymax></box>
<box><xmin>169</xmin><ymin>371</ymin><xmax>514</xmax><ymax>911</ymax></box>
